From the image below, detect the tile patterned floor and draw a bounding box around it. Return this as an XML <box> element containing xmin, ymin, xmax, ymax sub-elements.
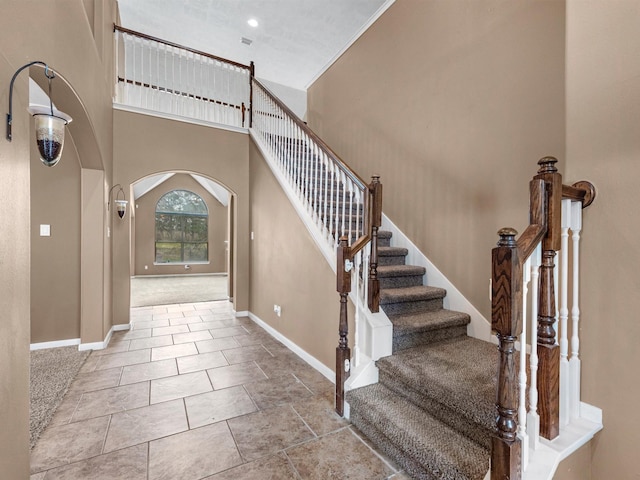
<box><xmin>30</xmin><ymin>300</ymin><xmax>411</xmax><ymax>479</ymax></box>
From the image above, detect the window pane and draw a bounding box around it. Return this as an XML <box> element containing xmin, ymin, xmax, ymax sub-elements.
<box><xmin>155</xmin><ymin>242</ymin><xmax>182</xmax><ymax>263</ymax></box>
<box><xmin>184</xmin><ymin>217</ymin><xmax>207</xmax><ymax>242</ymax></box>
<box><xmin>155</xmin><ymin>214</ymin><xmax>183</xmax><ymax>242</ymax></box>
<box><xmin>184</xmin><ymin>243</ymin><xmax>208</xmax><ymax>262</ymax></box>
<box><xmin>156</xmin><ymin>190</ymin><xmax>208</xmax><ymax>214</ymax></box>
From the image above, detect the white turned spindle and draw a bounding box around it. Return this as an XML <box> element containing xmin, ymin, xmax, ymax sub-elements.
<box><xmin>569</xmin><ymin>200</ymin><xmax>583</xmax><ymax>419</ymax></box>
<box><xmin>328</xmin><ymin>161</ymin><xmax>337</xmax><ymax>244</ymax></box>
<box><xmin>519</xmin><ymin>255</ymin><xmax>531</xmax><ymax>470</ymax></box>
<box><xmin>527</xmin><ymin>243</ymin><xmax>542</xmax><ymax>449</ymax></box>
<box><xmin>559</xmin><ymin>199</ymin><xmax>571</xmax><ymax>427</ymax></box>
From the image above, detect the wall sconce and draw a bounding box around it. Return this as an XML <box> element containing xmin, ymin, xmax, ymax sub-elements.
<box><xmin>6</xmin><ymin>61</ymin><xmax>72</xmax><ymax>167</ymax></box>
<box><xmin>108</xmin><ymin>184</ymin><xmax>129</xmax><ymax>219</ymax></box>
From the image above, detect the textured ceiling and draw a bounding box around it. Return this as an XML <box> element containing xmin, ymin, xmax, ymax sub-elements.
<box><xmin>117</xmin><ymin>0</ymin><xmax>392</xmax><ymax>91</ymax></box>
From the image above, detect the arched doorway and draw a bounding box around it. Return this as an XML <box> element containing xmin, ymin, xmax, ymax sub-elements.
<box><xmin>128</xmin><ymin>171</ymin><xmax>235</xmax><ymax>307</ymax></box>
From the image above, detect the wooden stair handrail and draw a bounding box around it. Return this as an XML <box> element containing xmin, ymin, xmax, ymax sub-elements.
<box><xmin>491</xmin><ymin>157</ymin><xmax>595</xmax><ymax>479</ymax></box>
<box><xmin>252</xmin><ymin>78</ymin><xmax>368</xmax><ymax>192</ymax></box>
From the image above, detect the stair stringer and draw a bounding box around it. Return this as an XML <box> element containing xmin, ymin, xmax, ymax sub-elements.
<box><xmin>381</xmin><ymin>214</ymin><xmax>492</xmax><ymax>342</ymax></box>
<box><xmin>249</xmin><ymin>129</ymin><xmax>394</xmax><ymax>387</ymax></box>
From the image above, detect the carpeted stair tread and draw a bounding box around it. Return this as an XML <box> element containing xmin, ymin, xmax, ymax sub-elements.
<box><xmin>389</xmin><ymin>309</ymin><xmax>470</xmax><ymax>335</ymax></box>
<box><xmin>348</xmin><ymin>383</ymin><xmax>489</xmax><ymax>480</ymax></box>
<box><xmin>378</xmin><ymin>265</ymin><xmax>426</xmax><ymax>278</ymax></box>
<box><xmin>376</xmin><ymin>336</ymin><xmax>497</xmax><ymax>431</ymax></box>
<box><xmin>380</xmin><ymin>285</ymin><xmax>446</xmax><ymax>303</ymax></box>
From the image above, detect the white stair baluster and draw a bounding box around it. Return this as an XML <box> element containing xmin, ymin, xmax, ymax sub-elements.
<box><xmin>569</xmin><ymin>200</ymin><xmax>583</xmax><ymax>419</ymax></box>
<box><xmin>519</xmin><ymin>255</ymin><xmax>531</xmax><ymax>470</ymax></box>
<box><xmin>527</xmin><ymin>243</ymin><xmax>542</xmax><ymax>449</ymax></box>
<box><xmin>559</xmin><ymin>199</ymin><xmax>571</xmax><ymax>426</ymax></box>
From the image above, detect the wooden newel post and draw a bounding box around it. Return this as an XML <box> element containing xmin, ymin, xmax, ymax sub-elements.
<box><xmin>368</xmin><ymin>175</ymin><xmax>382</xmax><ymax>312</ymax></box>
<box><xmin>535</xmin><ymin>157</ymin><xmax>562</xmax><ymax>440</ymax></box>
<box><xmin>336</xmin><ymin>236</ymin><xmax>352</xmax><ymax>416</ymax></box>
<box><xmin>491</xmin><ymin>228</ymin><xmax>522</xmax><ymax>480</ymax></box>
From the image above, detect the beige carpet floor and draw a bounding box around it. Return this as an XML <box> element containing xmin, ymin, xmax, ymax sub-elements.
<box><xmin>30</xmin><ymin>346</ymin><xmax>90</xmax><ymax>449</ymax></box>
<box><xmin>130</xmin><ymin>274</ymin><xmax>228</xmax><ymax>307</ymax></box>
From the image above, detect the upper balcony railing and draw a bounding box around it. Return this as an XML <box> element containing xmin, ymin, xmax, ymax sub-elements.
<box><xmin>114</xmin><ymin>25</ymin><xmax>252</xmax><ymax>128</ymax></box>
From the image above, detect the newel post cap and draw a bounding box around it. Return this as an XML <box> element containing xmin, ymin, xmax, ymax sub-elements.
<box><xmin>497</xmin><ymin>228</ymin><xmax>518</xmax><ymax>247</ymax></box>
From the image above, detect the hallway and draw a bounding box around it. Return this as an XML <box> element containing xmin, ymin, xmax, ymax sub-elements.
<box><xmin>30</xmin><ymin>301</ymin><xmax>408</xmax><ymax>479</ymax></box>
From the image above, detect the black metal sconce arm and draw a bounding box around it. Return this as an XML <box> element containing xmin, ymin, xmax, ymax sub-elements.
<box><xmin>6</xmin><ymin>60</ymin><xmax>51</xmax><ymax>141</ymax></box>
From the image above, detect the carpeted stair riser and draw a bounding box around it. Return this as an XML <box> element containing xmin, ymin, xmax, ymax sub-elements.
<box><xmin>350</xmin><ymin>411</ymin><xmax>443</xmax><ymax>480</ymax></box>
<box><xmin>378</xmin><ymin>231</ymin><xmax>392</xmax><ymax>247</ymax></box>
<box><xmin>348</xmin><ymin>383</ymin><xmax>490</xmax><ymax>480</ymax></box>
<box><xmin>389</xmin><ymin>309</ymin><xmax>471</xmax><ymax>352</ymax></box>
<box><xmin>380</xmin><ymin>298</ymin><xmax>443</xmax><ymax>316</ymax></box>
<box><xmin>378</xmin><ymin>246</ymin><xmax>409</xmax><ymax>266</ymax></box>
<box><xmin>379</xmin><ymin>274</ymin><xmax>425</xmax><ymax>289</ymax></box>
<box><xmin>393</xmin><ymin>325</ymin><xmax>468</xmax><ymax>352</ymax></box>
<box><xmin>380</xmin><ymin>285</ymin><xmax>445</xmax><ymax>316</ymax></box>
<box><xmin>377</xmin><ymin>369</ymin><xmax>492</xmax><ymax>450</ymax></box>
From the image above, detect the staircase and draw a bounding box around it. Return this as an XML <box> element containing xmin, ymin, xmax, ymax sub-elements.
<box><xmin>347</xmin><ymin>230</ymin><xmax>497</xmax><ymax>480</ymax></box>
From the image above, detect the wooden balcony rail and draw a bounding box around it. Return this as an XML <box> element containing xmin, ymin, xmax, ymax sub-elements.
<box><xmin>250</xmin><ymin>78</ymin><xmax>382</xmax><ymax>416</ymax></box>
<box><xmin>491</xmin><ymin>157</ymin><xmax>595</xmax><ymax>479</ymax></box>
<box><xmin>114</xmin><ymin>25</ymin><xmax>252</xmax><ymax>128</ymax></box>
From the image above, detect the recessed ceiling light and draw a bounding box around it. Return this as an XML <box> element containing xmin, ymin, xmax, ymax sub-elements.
<box><xmin>247</xmin><ymin>18</ymin><xmax>258</xmax><ymax>28</ymax></box>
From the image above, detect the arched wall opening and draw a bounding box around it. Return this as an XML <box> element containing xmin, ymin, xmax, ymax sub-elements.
<box><xmin>112</xmin><ymin>108</ymin><xmax>250</xmax><ymax>326</ymax></box>
<box><xmin>128</xmin><ymin>171</ymin><xmax>235</xmax><ymax>306</ymax></box>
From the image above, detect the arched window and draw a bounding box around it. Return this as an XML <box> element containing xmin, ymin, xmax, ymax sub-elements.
<box><xmin>155</xmin><ymin>190</ymin><xmax>208</xmax><ymax>263</ymax></box>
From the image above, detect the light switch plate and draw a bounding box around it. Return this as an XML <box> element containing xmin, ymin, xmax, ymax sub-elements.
<box><xmin>40</xmin><ymin>224</ymin><xmax>50</xmax><ymax>237</ymax></box>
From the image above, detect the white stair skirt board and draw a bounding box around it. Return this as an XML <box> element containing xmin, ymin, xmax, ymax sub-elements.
<box><xmin>30</xmin><ymin>338</ymin><xmax>81</xmax><ymax>351</ymax></box>
<box><xmin>79</xmin><ymin>323</ymin><xmax>131</xmax><ymax>351</ymax></box>
<box><xmin>248</xmin><ymin>311</ymin><xmax>335</xmax><ymax>384</ymax></box>
<box><xmin>381</xmin><ymin>214</ymin><xmax>492</xmax><ymax>342</ymax></box>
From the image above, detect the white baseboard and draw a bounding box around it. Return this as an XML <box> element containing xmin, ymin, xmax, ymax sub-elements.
<box><xmin>248</xmin><ymin>311</ymin><xmax>335</xmax><ymax>384</ymax></box>
<box><xmin>234</xmin><ymin>310</ymin><xmax>249</xmax><ymax>317</ymax></box>
<box><xmin>78</xmin><ymin>323</ymin><xmax>131</xmax><ymax>351</ymax></box>
<box><xmin>30</xmin><ymin>338</ymin><xmax>81</xmax><ymax>351</ymax></box>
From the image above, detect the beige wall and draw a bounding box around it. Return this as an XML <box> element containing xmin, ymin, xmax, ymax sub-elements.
<box><xmin>0</xmin><ymin>0</ymin><xmax>117</xmax><ymax>473</ymax></box>
<box><xmin>30</xmin><ymin>133</ymin><xmax>82</xmax><ymax>343</ymax></box>
<box><xmin>308</xmin><ymin>0</ymin><xmax>639</xmax><ymax>477</ymax></box>
<box><xmin>565</xmin><ymin>1</ymin><xmax>640</xmax><ymax>477</ymax></box>
<box><xmin>554</xmin><ymin>443</ymin><xmax>591</xmax><ymax>480</ymax></box>
<box><xmin>134</xmin><ymin>173</ymin><xmax>228</xmax><ymax>275</ymax></box>
<box><xmin>249</xmin><ymin>139</ymin><xmax>353</xmax><ymax>369</ymax></box>
<box><xmin>113</xmin><ymin>110</ymin><xmax>250</xmax><ymax>323</ymax></box>
<box><xmin>0</xmin><ymin>54</ymin><xmax>32</xmax><ymax>478</ymax></box>
<box><xmin>308</xmin><ymin>0</ymin><xmax>566</xmax><ymax>321</ymax></box>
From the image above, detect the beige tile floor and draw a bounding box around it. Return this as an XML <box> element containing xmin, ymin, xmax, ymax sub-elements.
<box><xmin>30</xmin><ymin>300</ymin><xmax>410</xmax><ymax>479</ymax></box>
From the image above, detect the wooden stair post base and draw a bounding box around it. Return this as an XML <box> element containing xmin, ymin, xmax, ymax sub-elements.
<box><xmin>491</xmin><ymin>437</ymin><xmax>522</xmax><ymax>480</ymax></box>
<box><xmin>537</xmin><ymin>343</ymin><xmax>560</xmax><ymax>439</ymax></box>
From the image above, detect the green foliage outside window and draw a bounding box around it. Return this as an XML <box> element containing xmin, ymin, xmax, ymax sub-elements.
<box><xmin>155</xmin><ymin>190</ymin><xmax>208</xmax><ymax>263</ymax></box>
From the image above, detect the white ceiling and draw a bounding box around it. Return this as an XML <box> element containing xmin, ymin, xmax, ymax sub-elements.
<box><xmin>117</xmin><ymin>0</ymin><xmax>393</xmax><ymax>91</ymax></box>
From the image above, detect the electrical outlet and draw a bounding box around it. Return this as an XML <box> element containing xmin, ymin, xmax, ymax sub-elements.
<box><xmin>273</xmin><ymin>304</ymin><xmax>282</xmax><ymax>317</ymax></box>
